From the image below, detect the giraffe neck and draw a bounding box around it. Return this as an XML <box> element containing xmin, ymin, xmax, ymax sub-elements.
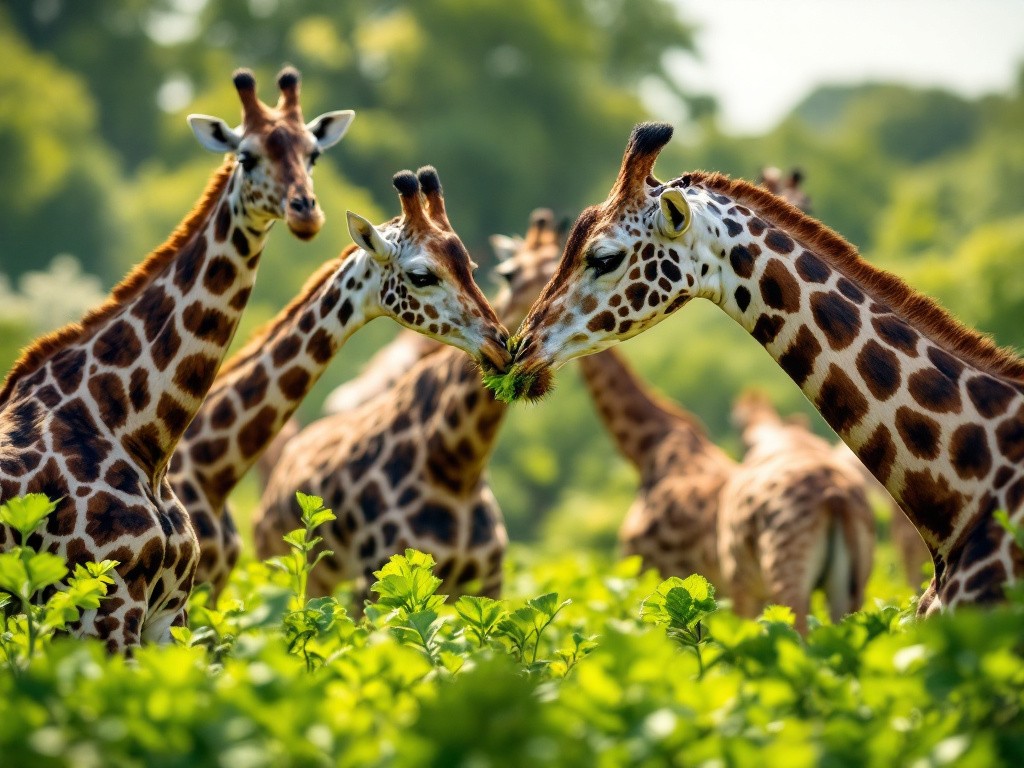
<box><xmin>708</xmin><ymin>210</ymin><xmax>1024</xmax><ymax>558</ymax></box>
<box><xmin>181</xmin><ymin>249</ymin><xmax>380</xmax><ymax>512</ymax></box>
<box><xmin>578</xmin><ymin>349</ymin><xmax>706</xmax><ymax>471</ymax></box>
<box><xmin>5</xmin><ymin>162</ymin><xmax>278</xmax><ymax>483</ymax></box>
<box><xmin>409</xmin><ymin>346</ymin><xmax>507</xmax><ymax>496</ymax></box>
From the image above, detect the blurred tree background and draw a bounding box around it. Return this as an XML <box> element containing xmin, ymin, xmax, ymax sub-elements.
<box><xmin>1</xmin><ymin>1</ymin><xmax>1022</xmax><ymax>550</ymax></box>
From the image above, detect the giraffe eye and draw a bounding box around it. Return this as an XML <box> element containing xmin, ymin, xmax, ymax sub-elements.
<box><xmin>309</xmin><ymin>149</ymin><xmax>321</xmax><ymax>167</ymax></box>
<box><xmin>238</xmin><ymin>151</ymin><xmax>258</xmax><ymax>172</ymax></box>
<box><xmin>409</xmin><ymin>270</ymin><xmax>439</xmax><ymax>288</ymax></box>
<box><xmin>586</xmin><ymin>248</ymin><xmax>626</xmax><ymax>277</ymax></box>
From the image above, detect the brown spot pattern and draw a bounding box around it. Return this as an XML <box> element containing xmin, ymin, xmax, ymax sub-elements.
<box><xmin>895</xmin><ymin>406</ymin><xmax>941</xmax><ymax>459</ymax></box>
<box><xmin>778</xmin><ymin>326</ymin><xmax>821</xmax><ymax>386</ymax></box>
<box><xmin>810</xmin><ymin>291</ymin><xmax>861</xmax><ymax>350</ymax></box>
<box><xmin>949</xmin><ymin>423</ymin><xmax>992</xmax><ymax>480</ymax></box>
<box><xmin>816</xmin><ymin>364</ymin><xmax>869</xmax><ymax>433</ymax></box>
<box><xmin>855</xmin><ymin>340</ymin><xmax>900</xmax><ymax>400</ymax></box>
<box><xmin>759</xmin><ymin>260</ymin><xmax>800</xmax><ymax>312</ymax></box>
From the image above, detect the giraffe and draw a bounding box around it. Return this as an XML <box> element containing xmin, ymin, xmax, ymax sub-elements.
<box><xmin>719</xmin><ymin>390</ymin><xmax>875</xmax><ymax>632</ymax></box>
<box><xmin>254</xmin><ymin>209</ymin><xmax>563</xmax><ymax>602</ymax></box>
<box><xmin>168</xmin><ymin>168</ymin><xmax>511</xmax><ymax>595</ymax></box>
<box><xmin>501</xmin><ymin>121</ymin><xmax>1024</xmax><ymax>614</ymax></box>
<box><xmin>0</xmin><ymin>68</ymin><xmax>353</xmax><ymax>649</ymax></box>
<box><xmin>578</xmin><ymin>349</ymin><xmax>734</xmax><ymax>587</ymax></box>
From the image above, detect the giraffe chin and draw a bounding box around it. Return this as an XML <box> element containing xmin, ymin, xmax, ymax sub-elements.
<box><xmin>286</xmin><ymin>215</ymin><xmax>324</xmax><ymax>241</ymax></box>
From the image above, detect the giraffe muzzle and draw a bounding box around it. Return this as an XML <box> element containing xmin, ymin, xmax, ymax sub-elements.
<box><xmin>478</xmin><ymin>330</ymin><xmax>514</xmax><ymax>375</ymax></box>
<box><xmin>285</xmin><ymin>198</ymin><xmax>325</xmax><ymax>240</ymax></box>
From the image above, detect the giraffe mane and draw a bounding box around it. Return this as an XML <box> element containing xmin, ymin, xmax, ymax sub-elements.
<box><xmin>215</xmin><ymin>244</ymin><xmax>358</xmax><ymax>378</ymax></box>
<box><xmin>687</xmin><ymin>170</ymin><xmax>1024</xmax><ymax>384</ymax></box>
<box><xmin>0</xmin><ymin>160</ymin><xmax>237</xmax><ymax>405</ymax></box>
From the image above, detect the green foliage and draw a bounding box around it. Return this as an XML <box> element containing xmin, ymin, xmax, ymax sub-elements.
<box><xmin>483</xmin><ymin>368</ymin><xmax>537</xmax><ymax>404</ymax></box>
<box><xmin>0</xmin><ymin>495</ymin><xmax>118</xmax><ymax>669</ymax></box>
<box><xmin>641</xmin><ymin>574</ymin><xmax>717</xmax><ymax>675</ymax></box>
<box><xmin>2</xmin><ymin>506</ymin><xmax>1024</xmax><ymax>765</ymax></box>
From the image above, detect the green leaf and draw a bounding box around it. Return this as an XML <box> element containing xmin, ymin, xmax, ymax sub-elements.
<box><xmin>283</xmin><ymin>529</ymin><xmax>308</xmax><ymax>548</ymax></box>
<box><xmin>295</xmin><ymin>492</ymin><xmax>326</xmax><ymax>518</ymax></box>
<box><xmin>527</xmin><ymin>592</ymin><xmax>570</xmax><ymax>620</ymax></box>
<box><xmin>0</xmin><ymin>494</ymin><xmax>60</xmax><ymax>537</ymax></box>
<box><xmin>370</xmin><ymin>550</ymin><xmax>446</xmax><ymax>613</ymax></box>
<box><xmin>760</xmin><ymin>604</ymin><xmax>797</xmax><ymax>626</ymax></box>
<box><xmin>640</xmin><ymin>574</ymin><xmax>717</xmax><ymax>631</ymax></box>
<box><xmin>454</xmin><ymin>595</ymin><xmax>506</xmax><ymax>632</ymax></box>
<box><xmin>0</xmin><ymin>553</ymin><xmax>30</xmax><ymax>597</ymax></box>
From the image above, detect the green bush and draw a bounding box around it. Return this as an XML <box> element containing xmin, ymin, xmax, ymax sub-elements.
<box><xmin>1</xmin><ymin>494</ymin><xmax>1023</xmax><ymax>766</ymax></box>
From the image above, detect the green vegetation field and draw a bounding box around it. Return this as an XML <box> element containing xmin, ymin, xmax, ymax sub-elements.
<box><xmin>2</xmin><ymin>494</ymin><xmax>1023</xmax><ymax>767</ymax></box>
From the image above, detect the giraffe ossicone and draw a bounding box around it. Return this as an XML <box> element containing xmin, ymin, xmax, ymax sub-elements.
<box><xmin>169</xmin><ymin>167</ymin><xmax>511</xmax><ymax>594</ymax></box>
<box><xmin>0</xmin><ymin>66</ymin><xmax>352</xmax><ymax>650</ymax></box>
<box><xmin>502</xmin><ymin>121</ymin><xmax>1024</xmax><ymax>612</ymax></box>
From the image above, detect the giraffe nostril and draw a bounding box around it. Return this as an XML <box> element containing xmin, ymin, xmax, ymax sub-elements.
<box><xmin>289</xmin><ymin>195</ymin><xmax>316</xmax><ymax>214</ymax></box>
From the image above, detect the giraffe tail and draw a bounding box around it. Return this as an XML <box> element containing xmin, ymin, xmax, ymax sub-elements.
<box><xmin>819</xmin><ymin>491</ymin><xmax>871</xmax><ymax>625</ymax></box>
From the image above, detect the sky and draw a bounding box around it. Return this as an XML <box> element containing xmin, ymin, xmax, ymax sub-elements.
<box><xmin>667</xmin><ymin>0</ymin><xmax>1024</xmax><ymax>134</ymax></box>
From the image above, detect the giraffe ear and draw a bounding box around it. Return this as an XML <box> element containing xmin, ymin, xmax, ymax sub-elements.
<box><xmin>489</xmin><ymin>234</ymin><xmax>522</xmax><ymax>262</ymax></box>
<box><xmin>347</xmin><ymin>211</ymin><xmax>394</xmax><ymax>263</ymax></box>
<box><xmin>307</xmin><ymin>110</ymin><xmax>355</xmax><ymax>151</ymax></box>
<box><xmin>658</xmin><ymin>188</ymin><xmax>691</xmax><ymax>239</ymax></box>
<box><xmin>188</xmin><ymin>114</ymin><xmax>241</xmax><ymax>153</ymax></box>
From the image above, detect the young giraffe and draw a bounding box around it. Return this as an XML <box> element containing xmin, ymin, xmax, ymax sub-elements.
<box><xmin>503</xmin><ymin>122</ymin><xmax>1024</xmax><ymax>614</ymax></box>
<box><xmin>720</xmin><ymin>391</ymin><xmax>875</xmax><ymax>632</ymax></box>
<box><xmin>255</xmin><ymin>209</ymin><xmax>563</xmax><ymax>601</ymax></box>
<box><xmin>579</xmin><ymin>350</ymin><xmax>734</xmax><ymax>587</ymax></box>
<box><xmin>168</xmin><ymin>169</ymin><xmax>511</xmax><ymax>595</ymax></box>
<box><xmin>0</xmin><ymin>68</ymin><xmax>352</xmax><ymax>649</ymax></box>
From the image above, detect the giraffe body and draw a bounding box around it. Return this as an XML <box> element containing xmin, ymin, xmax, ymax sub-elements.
<box><xmin>507</xmin><ymin>122</ymin><xmax>1024</xmax><ymax>612</ymax></box>
<box><xmin>578</xmin><ymin>350</ymin><xmax>733</xmax><ymax>586</ymax></box>
<box><xmin>719</xmin><ymin>392</ymin><xmax>875</xmax><ymax>632</ymax></box>
<box><xmin>255</xmin><ymin>210</ymin><xmax>562</xmax><ymax>602</ymax></box>
<box><xmin>169</xmin><ymin>169</ymin><xmax>510</xmax><ymax>595</ymax></box>
<box><xmin>0</xmin><ymin>68</ymin><xmax>352</xmax><ymax>649</ymax></box>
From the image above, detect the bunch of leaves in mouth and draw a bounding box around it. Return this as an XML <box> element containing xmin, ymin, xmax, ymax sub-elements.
<box><xmin>483</xmin><ymin>368</ymin><xmax>538</xmax><ymax>403</ymax></box>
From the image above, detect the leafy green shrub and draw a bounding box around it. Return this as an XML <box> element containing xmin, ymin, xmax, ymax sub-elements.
<box><xmin>1</xmin><ymin>493</ymin><xmax>1023</xmax><ymax>766</ymax></box>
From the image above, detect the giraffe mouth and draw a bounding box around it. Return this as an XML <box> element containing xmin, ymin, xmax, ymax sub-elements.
<box><xmin>477</xmin><ymin>335</ymin><xmax>514</xmax><ymax>376</ymax></box>
<box><xmin>286</xmin><ymin>211</ymin><xmax>325</xmax><ymax>240</ymax></box>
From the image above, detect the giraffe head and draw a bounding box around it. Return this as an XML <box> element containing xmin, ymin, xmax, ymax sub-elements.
<box><xmin>188</xmin><ymin>67</ymin><xmax>353</xmax><ymax>240</ymax></box>
<box><xmin>492</xmin><ymin>123</ymin><xmax>818</xmax><ymax>401</ymax></box>
<box><xmin>492</xmin><ymin>122</ymin><xmax>700</xmax><ymax>400</ymax></box>
<box><xmin>346</xmin><ymin>167</ymin><xmax>512</xmax><ymax>373</ymax></box>
<box><xmin>489</xmin><ymin>208</ymin><xmax>566</xmax><ymax>329</ymax></box>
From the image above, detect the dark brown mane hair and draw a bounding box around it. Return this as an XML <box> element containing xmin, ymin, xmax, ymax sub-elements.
<box><xmin>215</xmin><ymin>244</ymin><xmax>358</xmax><ymax>379</ymax></box>
<box><xmin>686</xmin><ymin>170</ymin><xmax>1024</xmax><ymax>383</ymax></box>
<box><xmin>0</xmin><ymin>160</ymin><xmax>237</xmax><ymax>405</ymax></box>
